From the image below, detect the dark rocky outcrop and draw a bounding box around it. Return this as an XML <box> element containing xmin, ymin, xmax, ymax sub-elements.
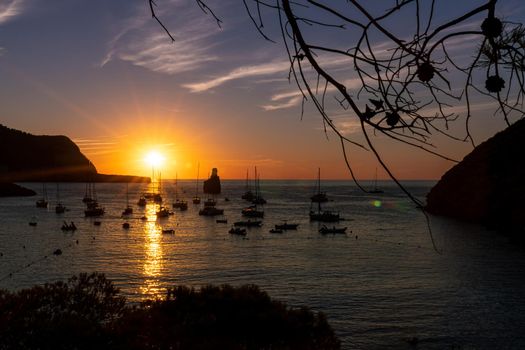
<box><xmin>426</xmin><ymin>119</ymin><xmax>525</xmax><ymax>231</ymax></box>
<box><xmin>0</xmin><ymin>124</ymin><xmax>149</xmax><ymax>183</ymax></box>
<box><xmin>203</xmin><ymin>168</ymin><xmax>221</xmax><ymax>194</ymax></box>
<box><xmin>0</xmin><ymin>182</ymin><xmax>36</xmax><ymax>197</ymax></box>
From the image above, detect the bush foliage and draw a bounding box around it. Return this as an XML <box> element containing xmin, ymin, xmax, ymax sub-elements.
<box><xmin>0</xmin><ymin>273</ymin><xmax>340</xmax><ymax>349</ymax></box>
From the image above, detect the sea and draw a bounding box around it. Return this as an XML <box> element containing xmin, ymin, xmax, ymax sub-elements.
<box><xmin>1</xmin><ymin>180</ymin><xmax>524</xmax><ymax>349</ymax></box>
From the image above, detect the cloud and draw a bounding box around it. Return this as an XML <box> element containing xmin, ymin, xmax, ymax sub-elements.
<box><xmin>102</xmin><ymin>1</ymin><xmax>221</xmax><ymax>75</ymax></box>
<box><xmin>0</xmin><ymin>0</ymin><xmax>24</xmax><ymax>25</ymax></box>
<box><xmin>260</xmin><ymin>90</ymin><xmax>303</xmax><ymax>111</ymax></box>
<box><xmin>183</xmin><ymin>60</ymin><xmax>290</xmax><ymax>92</ymax></box>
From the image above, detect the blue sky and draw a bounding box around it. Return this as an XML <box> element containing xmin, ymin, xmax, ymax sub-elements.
<box><xmin>1</xmin><ymin>0</ymin><xmax>523</xmax><ymax>179</ymax></box>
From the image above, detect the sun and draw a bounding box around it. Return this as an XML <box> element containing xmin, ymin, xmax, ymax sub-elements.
<box><xmin>144</xmin><ymin>151</ymin><xmax>165</xmax><ymax>168</ymax></box>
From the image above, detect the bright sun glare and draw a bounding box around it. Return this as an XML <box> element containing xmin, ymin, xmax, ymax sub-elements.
<box><xmin>144</xmin><ymin>151</ymin><xmax>165</xmax><ymax>168</ymax></box>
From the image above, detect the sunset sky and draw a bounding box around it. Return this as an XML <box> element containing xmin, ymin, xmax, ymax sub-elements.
<box><xmin>1</xmin><ymin>0</ymin><xmax>523</xmax><ymax>180</ymax></box>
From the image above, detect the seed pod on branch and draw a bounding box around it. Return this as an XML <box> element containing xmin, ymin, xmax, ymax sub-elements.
<box><xmin>485</xmin><ymin>75</ymin><xmax>505</xmax><ymax>93</ymax></box>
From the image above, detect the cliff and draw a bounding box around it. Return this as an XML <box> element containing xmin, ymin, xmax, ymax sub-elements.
<box><xmin>426</xmin><ymin>118</ymin><xmax>525</xmax><ymax>231</ymax></box>
<box><xmin>0</xmin><ymin>124</ymin><xmax>149</xmax><ymax>183</ymax></box>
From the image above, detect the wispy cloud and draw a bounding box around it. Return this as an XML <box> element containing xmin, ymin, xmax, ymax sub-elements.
<box><xmin>102</xmin><ymin>1</ymin><xmax>221</xmax><ymax>75</ymax></box>
<box><xmin>0</xmin><ymin>0</ymin><xmax>24</xmax><ymax>25</ymax></box>
<box><xmin>183</xmin><ymin>60</ymin><xmax>290</xmax><ymax>93</ymax></box>
<box><xmin>260</xmin><ymin>90</ymin><xmax>303</xmax><ymax>111</ymax></box>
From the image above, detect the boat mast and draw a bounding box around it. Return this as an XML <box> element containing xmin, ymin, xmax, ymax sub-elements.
<box><xmin>195</xmin><ymin>163</ymin><xmax>200</xmax><ymax>196</ymax></box>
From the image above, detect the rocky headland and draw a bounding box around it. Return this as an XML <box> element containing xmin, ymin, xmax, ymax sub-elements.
<box><xmin>0</xmin><ymin>124</ymin><xmax>149</xmax><ymax>196</ymax></box>
<box><xmin>426</xmin><ymin>119</ymin><xmax>525</xmax><ymax>233</ymax></box>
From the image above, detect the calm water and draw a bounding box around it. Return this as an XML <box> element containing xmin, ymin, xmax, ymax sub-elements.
<box><xmin>1</xmin><ymin>180</ymin><xmax>524</xmax><ymax>349</ymax></box>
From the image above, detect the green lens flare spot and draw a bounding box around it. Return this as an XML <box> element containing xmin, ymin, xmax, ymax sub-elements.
<box><xmin>373</xmin><ymin>200</ymin><xmax>382</xmax><ymax>208</ymax></box>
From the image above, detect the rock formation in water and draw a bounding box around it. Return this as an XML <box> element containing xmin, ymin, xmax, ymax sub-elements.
<box><xmin>0</xmin><ymin>124</ymin><xmax>149</xmax><ymax>183</ymax></box>
<box><xmin>203</xmin><ymin>168</ymin><xmax>221</xmax><ymax>194</ymax></box>
<box><xmin>0</xmin><ymin>182</ymin><xmax>36</xmax><ymax>197</ymax></box>
<box><xmin>426</xmin><ymin>118</ymin><xmax>525</xmax><ymax>231</ymax></box>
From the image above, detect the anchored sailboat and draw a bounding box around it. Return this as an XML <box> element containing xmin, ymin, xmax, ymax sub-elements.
<box><xmin>192</xmin><ymin>163</ymin><xmax>201</xmax><ymax>204</ymax></box>
<box><xmin>122</xmin><ymin>183</ymin><xmax>133</xmax><ymax>215</ymax></box>
<box><xmin>309</xmin><ymin>168</ymin><xmax>341</xmax><ymax>222</ymax></box>
<box><xmin>369</xmin><ymin>168</ymin><xmax>384</xmax><ymax>194</ymax></box>
<box><xmin>55</xmin><ymin>183</ymin><xmax>66</xmax><ymax>214</ymax></box>
<box><xmin>36</xmin><ymin>183</ymin><xmax>48</xmax><ymax>208</ymax></box>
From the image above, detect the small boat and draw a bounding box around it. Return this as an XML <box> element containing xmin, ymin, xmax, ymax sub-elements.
<box><xmin>153</xmin><ymin>193</ymin><xmax>163</xmax><ymax>203</ymax></box>
<box><xmin>275</xmin><ymin>222</ymin><xmax>299</xmax><ymax>230</ymax></box>
<box><xmin>250</xmin><ymin>166</ymin><xmax>266</xmax><ymax>204</ymax></box>
<box><xmin>140</xmin><ymin>216</ymin><xmax>147</xmax><ymax>221</ymax></box>
<box><xmin>173</xmin><ymin>199</ymin><xmax>188</xmax><ymax>209</ymax></box>
<box><xmin>137</xmin><ymin>196</ymin><xmax>147</xmax><ymax>206</ymax></box>
<box><xmin>55</xmin><ymin>183</ymin><xmax>66</xmax><ymax>214</ymax></box>
<box><xmin>216</xmin><ymin>219</ymin><xmax>228</xmax><ymax>223</ymax></box>
<box><xmin>242</xmin><ymin>190</ymin><xmax>254</xmax><ymax>201</ymax></box>
<box><xmin>241</xmin><ymin>169</ymin><xmax>255</xmax><ymax>201</ymax></box>
<box><xmin>162</xmin><ymin>229</ymin><xmax>175</xmax><ymax>234</ymax></box>
<box><xmin>234</xmin><ymin>220</ymin><xmax>262</xmax><ymax>227</ymax></box>
<box><xmin>269</xmin><ymin>228</ymin><xmax>283</xmax><ymax>234</ymax></box>
<box><xmin>224</xmin><ymin>197</ymin><xmax>230</xmax><ymax>202</ymax></box>
<box><xmin>172</xmin><ymin>174</ymin><xmax>188</xmax><ymax>211</ymax></box>
<box><xmin>85</xmin><ymin>204</ymin><xmax>105</xmax><ymax>217</ymax></box>
<box><xmin>309</xmin><ymin>169</ymin><xmax>342</xmax><ymax>222</ymax></box>
<box><xmin>369</xmin><ymin>168</ymin><xmax>384</xmax><ymax>194</ymax></box>
<box><xmin>241</xmin><ymin>205</ymin><xmax>264</xmax><ymax>218</ymax></box>
<box><xmin>198</xmin><ymin>206</ymin><xmax>224</xmax><ymax>216</ymax></box>
<box><xmin>36</xmin><ymin>184</ymin><xmax>48</xmax><ymax>208</ymax></box>
<box><xmin>61</xmin><ymin>221</ymin><xmax>77</xmax><ymax>231</ymax></box>
<box><xmin>36</xmin><ymin>199</ymin><xmax>48</xmax><ymax>208</ymax></box>
<box><xmin>29</xmin><ymin>221</ymin><xmax>37</xmax><ymax>227</ymax></box>
<box><xmin>319</xmin><ymin>225</ymin><xmax>347</xmax><ymax>234</ymax></box>
<box><xmin>122</xmin><ymin>183</ymin><xmax>133</xmax><ymax>215</ymax></box>
<box><xmin>229</xmin><ymin>227</ymin><xmax>247</xmax><ymax>236</ymax></box>
<box><xmin>179</xmin><ymin>201</ymin><xmax>188</xmax><ymax>211</ymax></box>
<box><xmin>122</xmin><ymin>207</ymin><xmax>133</xmax><ymax>215</ymax></box>
<box><xmin>310</xmin><ymin>168</ymin><xmax>328</xmax><ymax>203</ymax></box>
<box><xmin>309</xmin><ymin>210</ymin><xmax>341</xmax><ymax>222</ymax></box>
<box><xmin>204</xmin><ymin>198</ymin><xmax>216</xmax><ymax>207</ymax></box>
<box><xmin>55</xmin><ymin>203</ymin><xmax>66</xmax><ymax>214</ymax></box>
<box><xmin>192</xmin><ymin>162</ymin><xmax>201</xmax><ymax>204</ymax></box>
<box><xmin>122</xmin><ymin>222</ymin><xmax>130</xmax><ymax>229</ymax></box>
<box><xmin>93</xmin><ymin>221</ymin><xmax>102</xmax><ymax>226</ymax></box>
<box><xmin>156</xmin><ymin>206</ymin><xmax>171</xmax><ymax>218</ymax></box>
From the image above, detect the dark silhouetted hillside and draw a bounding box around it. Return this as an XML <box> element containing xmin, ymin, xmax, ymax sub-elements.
<box><xmin>0</xmin><ymin>183</ymin><xmax>36</xmax><ymax>197</ymax></box>
<box><xmin>426</xmin><ymin>118</ymin><xmax>525</xmax><ymax>232</ymax></box>
<box><xmin>0</xmin><ymin>124</ymin><xmax>148</xmax><ymax>183</ymax></box>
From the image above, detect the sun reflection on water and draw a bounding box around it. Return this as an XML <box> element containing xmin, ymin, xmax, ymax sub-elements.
<box><xmin>140</xmin><ymin>202</ymin><xmax>164</xmax><ymax>298</ymax></box>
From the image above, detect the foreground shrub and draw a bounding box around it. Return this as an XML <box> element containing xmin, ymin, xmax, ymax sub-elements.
<box><xmin>0</xmin><ymin>274</ymin><xmax>340</xmax><ymax>350</ymax></box>
<box><xmin>0</xmin><ymin>272</ymin><xmax>125</xmax><ymax>349</ymax></box>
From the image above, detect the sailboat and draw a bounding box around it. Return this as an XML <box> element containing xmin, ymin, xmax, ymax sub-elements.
<box><xmin>36</xmin><ymin>183</ymin><xmax>48</xmax><ymax>208</ymax></box>
<box><xmin>310</xmin><ymin>168</ymin><xmax>328</xmax><ymax>203</ymax></box>
<box><xmin>192</xmin><ymin>163</ymin><xmax>201</xmax><ymax>204</ymax></box>
<box><xmin>241</xmin><ymin>169</ymin><xmax>254</xmax><ymax>201</ymax></box>
<box><xmin>369</xmin><ymin>168</ymin><xmax>384</xmax><ymax>194</ymax></box>
<box><xmin>243</xmin><ymin>166</ymin><xmax>264</xmax><ymax>217</ymax></box>
<box><xmin>153</xmin><ymin>171</ymin><xmax>163</xmax><ymax>203</ymax></box>
<box><xmin>83</xmin><ymin>182</ymin><xmax>93</xmax><ymax>203</ymax></box>
<box><xmin>172</xmin><ymin>174</ymin><xmax>188</xmax><ymax>211</ymax></box>
<box><xmin>251</xmin><ymin>167</ymin><xmax>266</xmax><ymax>205</ymax></box>
<box><xmin>84</xmin><ymin>183</ymin><xmax>105</xmax><ymax>217</ymax></box>
<box><xmin>122</xmin><ymin>183</ymin><xmax>133</xmax><ymax>215</ymax></box>
<box><xmin>55</xmin><ymin>183</ymin><xmax>66</xmax><ymax>214</ymax></box>
<box><xmin>309</xmin><ymin>168</ymin><xmax>341</xmax><ymax>222</ymax></box>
